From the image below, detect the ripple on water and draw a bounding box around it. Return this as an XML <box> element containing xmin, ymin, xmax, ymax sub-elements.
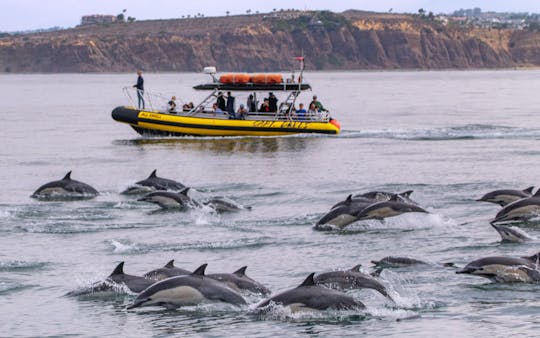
<box><xmin>0</xmin><ymin>260</ymin><xmax>49</xmax><ymax>272</ymax></box>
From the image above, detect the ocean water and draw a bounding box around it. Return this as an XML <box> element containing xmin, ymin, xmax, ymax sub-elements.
<box><xmin>1</xmin><ymin>70</ymin><xmax>540</xmax><ymax>337</ymax></box>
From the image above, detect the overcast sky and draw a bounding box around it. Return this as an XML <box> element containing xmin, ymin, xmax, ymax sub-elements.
<box><xmin>3</xmin><ymin>0</ymin><xmax>540</xmax><ymax>32</ymax></box>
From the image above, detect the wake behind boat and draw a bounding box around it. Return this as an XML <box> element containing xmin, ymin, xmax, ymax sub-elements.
<box><xmin>111</xmin><ymin>60</ymin><xmax>341</xmax><ymax>137</ymax></box>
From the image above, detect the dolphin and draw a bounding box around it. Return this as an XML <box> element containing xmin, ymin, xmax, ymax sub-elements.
<box><xmin>355</xmin><ymin>196</ymin><xmax>428</xmax><ymax>221</ymax></box>
<box><xmin>137</xmin><ymin>189</ymin><xmax>195</xmax><ymax>209</ymax></box>
<box><xmin>143</xmin><ymin>260</ymin><xmax>191</xmax><ymax>281</ymax></box>
<box><xmin>256</xmin><ymin>273</ymin><xmax>365</xmax><ymax>312</ymax></box>
<box><xmin>313</xmin><ymin>264</ymin><xmax>393</xmax><ymax>300</ymax></box>
<box><xmin>122</xmin><ymin>169</ymin><xmax>186</xmax><ymax>194</ymax></box>
<box><xmin>456</xmin><ymin>253</ymin><xmax>540</xmax><ymax>283</ymax></box>
<box><xmin>203</xmin><ymin>197</ymin><xmax>252</xmax><ymax>213</ymax></box>
<box><xmin>31</xmin><ymin>171</ymin><xmax>98</xmax><ymax>199</ymax></box>
<box><xmin>330</xmin><ymin>194</ymin><xmax>376</xmax><ymax>210</ymax></box>
<box><xmin>316</xmin><ymin>195</ymin><xmax>373</xmax><ymax>229</ymax></box>
<box><xmin>490</xmin><ymin>223</ymin><xmax>534</xmax><ymax>243</ymax></box>
<box><xmin>355</xmin><ymin>190</ymin><xmax>417</xmax><ymax>205</ymax></box>
<box><xmin>127</xmin><ymin>264</ymin><xmax>246</xmax><ymax>309</ymax></box>
<box><xmin>476</xmin><ymin>187</ymin><xmax>534</xmax><ymax>207</ymax></box>
<box><xmin>66</xmin><ymin>261</ymin><xmax>155</xmax><ymax>296</ymax></box>
<box><xmin>371</xmin><ymin>256</ymin><xmax>429</xmax><ymax>268</ymax></box>
<box><xmin>491</xmin><ymin>191</ymin><xmax>540</xmax><ymax>223</ymax></box>
<box><xmin>206</xmin><ymin>266</ymin><xmax>271</xmax><ymax>295</ymax></box>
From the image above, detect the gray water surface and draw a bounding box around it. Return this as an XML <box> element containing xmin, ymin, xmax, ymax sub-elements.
<box><xmin>1</xmin><ymin>70</ymin><xmax>539</xmax><ymax>337</ymax></box>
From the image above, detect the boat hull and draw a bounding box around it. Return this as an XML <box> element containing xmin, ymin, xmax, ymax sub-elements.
<box><xmin>111</xmin><ymin>106</ymin><xmax>340</xmax><ymax>137</ymax></box>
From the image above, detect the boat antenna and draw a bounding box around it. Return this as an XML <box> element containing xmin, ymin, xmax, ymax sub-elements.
<box><xmin>295</xmin><ymin>55</ymin><xmax>305</xmax><ymax>90</ymax></box>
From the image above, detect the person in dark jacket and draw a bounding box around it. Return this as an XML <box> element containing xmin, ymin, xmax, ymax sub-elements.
<box><xmin>133</xmin><ymin>70</ymin><xmax>144</xmax><ymax>109</ymax></box>
<box><xmin>259</xmin><ymin>99</ymin><xmax>271</xmax><ymax>112</ymax></box>
<box><xmin>226</xmin><ymin>91</ymin><xmax>236</xmax><ymax>119</ymax></box>
<box><xmin>268</xmin><ymin>92</ymin><xmax>278</xmax><ymax>112</ymax></box>
<box><xmin>216</xmin><ymin>92</ymin><xmax>226</xmax><ymax>111</ymax></box>
<box><xmin>247</xmin><ymin>94</ymin><xmax>257</xmax><ymax>112</ymax></box>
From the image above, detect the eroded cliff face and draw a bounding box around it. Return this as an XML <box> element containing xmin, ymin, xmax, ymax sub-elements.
<box><xmin>1</xmin><ymin>11</ymin><xmax>540</xmax><ymax>73</ymax></box>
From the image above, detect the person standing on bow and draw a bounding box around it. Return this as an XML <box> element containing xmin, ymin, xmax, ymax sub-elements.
<box><xmin>133</xmin><ymin>70</ymin><xmax>145</xmax><ymax>109</ymax></box>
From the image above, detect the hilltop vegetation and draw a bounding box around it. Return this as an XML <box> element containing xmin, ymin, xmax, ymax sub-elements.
<box><xmin>1</xmin><ymin>10</ymin><xmax>540</xmax><ymax>73</ymax></box>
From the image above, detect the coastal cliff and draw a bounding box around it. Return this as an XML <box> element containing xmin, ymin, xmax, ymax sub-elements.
<box><xmin>2</xmin><ymin>10</ymin><xmax>540</xmax><ymax>73</ymax></box>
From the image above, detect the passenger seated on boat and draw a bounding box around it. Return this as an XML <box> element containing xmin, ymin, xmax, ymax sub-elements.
<box><xmin>295</xmin><ymin>103</ymin><xmax>307</xmax><ymax>120</ymax></box>
<box><xmin>212</xmin><ymin>103</ymin><xmax>224</xmax><ymax>115</ymax></box>
<box><xmin>237</xmin><ymin>104</ymin><xmax>247</xmax><ymax>120</ymax></box>
<box><xmin>268</xmin><ymin>92</ymin><xmax>278</xmax><ymax>112</ymax></box>
<box><xmin>167</xmin><ymin>96</ymin><xmax>177</xmax><ymax>113</ymax></box>
<box><xmin>259</xmin><ymin>99</ymin><xmax>271</xmax><ymax>112</ymax></box>
<box><xmin>286</xmin><ymin>74</ymin><xmax>295</xmax><ymax>83</ymax></box>
<box><xmin>307</xmin><ymin>103</ymin><xmax>318</xmax><ymax>120</ymax></box>
<box><xmin>182</xmin><ymin>102</ymin><xmax>194</xmax><ymax>111</ymax></box>
<box><xmin>310</xmin><ymin>95</ymin><xmax>327</xmax><ymax>112</ymax></box>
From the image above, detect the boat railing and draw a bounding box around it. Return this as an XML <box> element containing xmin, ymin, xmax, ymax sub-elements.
<box><xmin>121</xmin><ymin>86</ymin><xmax>330</xmax><ymax>122</ymax></box>
<box><xmin>122</xmin><ymin>87</ymin><xmax>180</xmax><ymax>112</ymax></box>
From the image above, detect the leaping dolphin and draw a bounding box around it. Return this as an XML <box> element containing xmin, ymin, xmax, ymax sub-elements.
<box><xmin>256</xmin><ymin>273</ymin><xmax>365</xmax><ymax>312</ymax></box>
<box><xmin>316</xmin><ymin>195</ymin><xmax>373</xmax><ymax>229</ymax></box>
<box><xmin>477</xmin><ymin>187</ymin><xmax>534</xmax><ymax>206</ymax></box>
<box><xmin>127</xmin><ymin>264</ymin><xmax>246</xmax><ymax>309</ymax></box>
<box><xmin>355</xmin><ymin>196</ymin><xmax>428</xmax><ymax>221</ymax></box>
<box><xmin>207</xmin><ymin>266</ymin><xmax>271</xmax><ymax>295</ymax></box>
<box><xmin>490</xmin><ymin>223</ymin><xmax>534</xmax><ymax>243</ymax></box>
<box><xmin>313</xmin><ymin>264</ymin><xmax>393</xmax><ymax>301</ymax></box>
<box><xmin>122</xmin><ymin>169</ymin><xmax>186</xmax><ymax>194</ymax></box>
<box><xmin>355</xmin><ymin>190</ymin><xmax>417</xmax><ymax>205</ymax></box>
<box><xmin>138</xmin><ymin>189</ymin><xmax>196</xmax><ymax>209</ymax></box>
<box><xmin>456</xmin><ymin>252</ymin><xmax>540</xmax><ymax>283</ymax></box>
<box><xmin>31</xmin><ymin>171</ymin><xmax>98</xmax><ymax>199</ymax></box>
<box><xmin>491</xmin><ymin>190</ymin><xmax>540</xmax><ymax>223</ymax></box>
<box><xmin>143</xmin><ymin>260</ymin><xmax>191</xmax><ymax>281</ymax></box>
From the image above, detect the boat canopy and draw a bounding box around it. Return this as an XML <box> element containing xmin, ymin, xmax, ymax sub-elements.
<box><xmin>193</xmin><ymin>83</ymin><xmax>311</xmax><ymax>91</ymax></box>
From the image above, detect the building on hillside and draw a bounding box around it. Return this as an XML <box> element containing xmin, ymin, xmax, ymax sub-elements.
<box><xmin>81</xmin><ymin>15</ymin><xmax>117</xmax><ymax>26</ymax></box>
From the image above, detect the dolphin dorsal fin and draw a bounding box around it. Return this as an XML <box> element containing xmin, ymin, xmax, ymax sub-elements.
<box><xmin>345</xmin><ymin>194</ymin><xmax>353</xmax><ymax>205</ymax></box>
<box><xmin>350</xmin><ymin>264</ymin><xmax>362</xmax><ymax>272</ymax></box>
<box><xmin>164</xmin><ymin>260</ymin><xmax>175</xmax><ymax>268</ymax></box>
<box><xmin>533</xmin><ymin>189</ymin><xmax>540</xmax><ymax>197</ymax></box>
<box><xmin>110</xmin><ymin>262</ymin><xmax>125</xmax><ymax>276</ymax></box>
<box><xmin>148</xmin><ymin>169</ymin><xmax>157</xmax><ymax>178</ymax></box>
<box><xmin>527</xmin><ymin>252</ymin><xmax>540</xmax><ymax>263</ymax></box>
<box><xmin>233</xmin><ymin>266</ymin><xmax>247</xmax><ymax>276</ymax></box>
<box><xmin>400</xmin><ymin>190</ymin><xmax>413</xmax><ymax>198</ymax></box>
<box><xmin>299</xmin><ymin>273</ymin><xmax>316</xmax><ymax>287</ymax></box>
<box><xmin>191</xmin><ymin>263</ymin><xmax>207</xmax><ymax>276</ymax></box>
<box><xmin>523</xmin><ymin>186</ymin><xmax>534</xmax><ymax>194</ymax></box>
<box><xmin>179</xmin><ymin>187</ymin><xmax>190</xmax><ymax>196</ymax></box>
<box><xmin>63</xmin><ymin>171</ymin><xmax>72</xmax><ymax>180</ymax></box>
<box><xmin>389</xmin><ymin>194</ymin><xmax>399</xmax><ymax>202</ymax></box>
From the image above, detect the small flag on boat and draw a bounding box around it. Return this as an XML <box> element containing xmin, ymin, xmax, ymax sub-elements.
<box><xmin>295</xmin><ymin>56</ymin><xmax>304</xmax><ymax>61</ymax></box>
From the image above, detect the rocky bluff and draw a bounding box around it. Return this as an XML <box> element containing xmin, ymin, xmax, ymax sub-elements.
<box><xmin>2</xmin><ymin>10</ymin><xmax>540</xmax><ymax>73</ymax></box>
